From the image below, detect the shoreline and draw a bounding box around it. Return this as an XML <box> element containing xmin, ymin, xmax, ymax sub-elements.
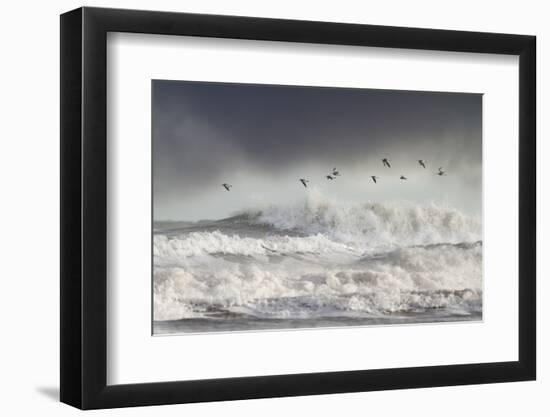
<box><xmin>153</xmin><ymin>311</ymin><xmax>482</xmax><ymax>335</ymax></box>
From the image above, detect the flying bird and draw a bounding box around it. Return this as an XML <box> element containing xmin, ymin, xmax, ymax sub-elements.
<box><xmin>222</xmin><ymin>183</ymin><xmax>232</xmax><ymax>191</ymax></box>
<box><xmin>437</xmin><ymin>167</ymin><xmax>446</xmax><ymax>176</ymax></box>
<box><xmin>400</xmin><ymin>175</ymin><xmax>407</xmax><ymax>180</ymax></box>
<box><xmin>382</xmin><ymin>158</ymin><xmax>391</xmax><ymax>168</ymax></box>
<box><xmin>299</xmin><ymin>178</ymin><xmax>310</xmax><ymax>188</ymax></box>
<box><xmin>418</xmin><ymin>160</ymin><xmax>426</xmax><ymax>169</ymax></box>
<box><xmin>326</xmin><ymin>175</ymin><xmax>334</xmax><ymax>180</ymax></box>
<box><xmin>371</xmin><ymin>176</ymin><xmax>379</xmax><ymax>184</ymax></box>
<box><xmin>332</xmin><ymin>168</ymin><xmax>341</xmax><ymax>176</ymax></box>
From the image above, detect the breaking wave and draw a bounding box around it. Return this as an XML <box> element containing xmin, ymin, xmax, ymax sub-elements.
<box><xmin>153</xmin><ymin>196</ymin><xmax>482</xmax><ymax>324</ymax></box>
<box><xmin>245</xmin><ymin>193</ymin><xmax>480</xmax><ymax>248</ymax></box>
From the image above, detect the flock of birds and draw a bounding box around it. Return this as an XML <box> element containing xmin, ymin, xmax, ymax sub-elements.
<box><xmin>221</xmin><ymin>159</ymin><xmax>446</xmax><ymax>191</ymax></box>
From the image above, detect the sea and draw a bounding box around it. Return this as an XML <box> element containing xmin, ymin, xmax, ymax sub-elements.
<box><xmin>153</xmin><ymin>194</ymin><xmax>482</xmax><ymax>334</ymax></box>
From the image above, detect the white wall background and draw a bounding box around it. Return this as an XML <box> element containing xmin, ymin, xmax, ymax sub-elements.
<box><xmin>0</xmin><ymin>0</ymin><xmax>545</xmax><ymax>415</ymax></box>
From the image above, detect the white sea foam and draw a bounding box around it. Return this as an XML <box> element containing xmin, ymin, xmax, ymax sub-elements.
<box><xmin>153</xmin><ymin>237</ymin><xmax>482</xmax><ymax>320</ymax></box>
<box><xmin>154</xmin><ymin>197</ymin><xmax>482</xmax><ymax>322</ymax></box>
<box><xmin>154</xmin><ymin>231</ymin><xmax>360</xmax><ymax>264</ymax></box>
<box><xmin>249</xmin><ymin>192</ymin><xmax>481</xmax><ymax>248</ymax></box>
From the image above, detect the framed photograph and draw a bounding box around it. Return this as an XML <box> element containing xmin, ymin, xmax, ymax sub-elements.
<box><xmin>60</xmin><ymin>6</ymin><xmax>536</xmax><ymax>409</ymax></box>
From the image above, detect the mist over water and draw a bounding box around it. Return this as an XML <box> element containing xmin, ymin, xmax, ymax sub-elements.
<box><xmin>153</xmin><ymin>81</ymin><xmax>482</xmax><ymax>221</ymax></box>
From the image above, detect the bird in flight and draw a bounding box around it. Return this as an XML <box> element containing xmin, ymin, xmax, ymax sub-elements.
<box><xmin>400</xmin><ymin>175</ymin><xmax>407</xmax><ymax>180</ymax></box>
<box><xmin>371</xmin><ymin>176</ymin><xmax>379</xmax><ymax>184</ymax></box>
<box><xmin>332</xmin><ymin>168</ymin><xmax>341</xmax><ymax>176</ymax></box>
<box><xmin>437</xmin><ymin>167</ymin><xmax>446</xmax><ymax>176</ymax></box>
<box><xmin>326</xmin><ymin>175</ymin><xmax>334</xmax><ymax>180</ymax></box>
<box><xmin>222</xmin><ymin>183</ymin><xmax>232</xmax><ymax>191</ymax></box>
<box><xmin>299</xmin><ymin>178</ymin><xmax>310</xmax><ymax>188</ymax></box>
<box><xmin>418</xmin><ymin>160</ymin><xmax>426</xmax><ymax>169</ymax></box>
<box><xmin>382</xmin><ymin>158</ymin><xmax>391</xmax><ymax>168</ymax></box>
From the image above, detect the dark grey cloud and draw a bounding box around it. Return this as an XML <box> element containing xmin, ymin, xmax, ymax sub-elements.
<box><xmin>153</xmin><ymin>80</ymin><xmax>481</xmax><ymax>220</ymax></box>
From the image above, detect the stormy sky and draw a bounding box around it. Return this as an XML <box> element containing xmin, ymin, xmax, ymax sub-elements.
<box><xmin>153</xmin><ymin>80</ymin><xmax>482</xmax><ymax>221</ymax></box>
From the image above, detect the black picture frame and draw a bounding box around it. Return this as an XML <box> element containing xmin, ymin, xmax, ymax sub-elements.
<box><xmin>60</xmin><ymin>6</ymin><xmax>536</xmax><ymax>410</ymax></box>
